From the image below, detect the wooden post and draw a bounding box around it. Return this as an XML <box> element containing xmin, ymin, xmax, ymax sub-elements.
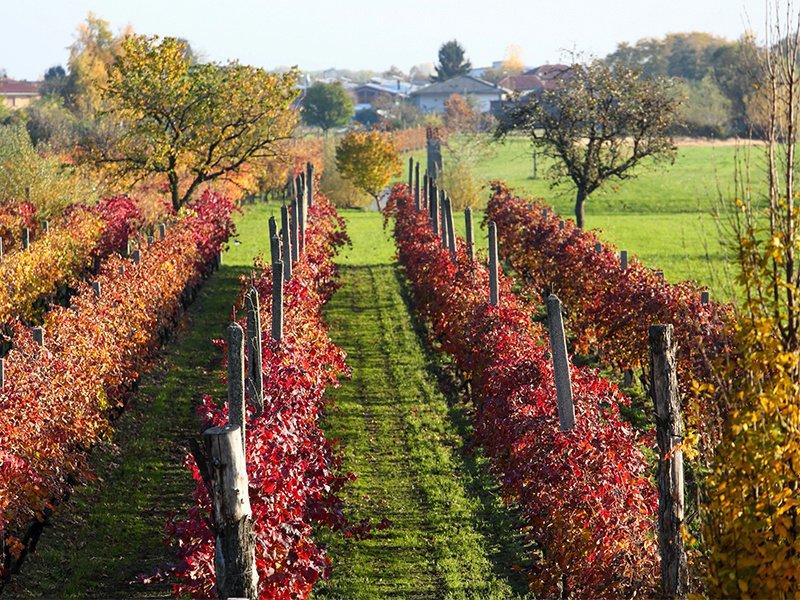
<box><xmin>288</xmin><ymin>174</ymin><xmax>296</xmax><ymax>201</ymax></box>
<box><xmin>408</xmin><ymin>156</ymin><xmax>414</xmax><ymax>189</ymax></box>
<box><xmin>649</xmin><ymin>324</ymin><xmax>687</xmax><ymax>599</ymax></box>
<box><xmin>430</xmin><ymin>187</ymin><xmax>440</xmax><ymax>235</ymax></box>
<box><xmin>297</xmin><ymin>191</ymin><xmax>306</xmax><ymax>255</ymax></box>
<box><xmin>414</xmin><ymin>162</ymin><xmax>420</xmax><ymax>211</ymax></box>
<box><xmin>32</xmin><ymin>326</ymin><xmax>44</xmax><ymax>347</ymax></box>
<box><xmin>22</xmin><ymin>228</ymin><xmax>30</xmax><ymax>250</ymax></box>
<box><xmin>440</xmin><ymin>192</ymin><xmax>448</xmax><ymax>248</ymax></box>
<box><xmin>92</xmin><ymin>281</ymin><xmax>101</xmax><ymax>298</ymax></box>
<box><xmin>541</xmin><ymin>208</ymin><xmax>548</xmax><ymax>218</ymax></box>
<box><xmin>701</xmin><ymin>290</ymin><xmax>709</xmax><ymax>305</ymax></box>
<box><xmin>423</xmin><ymin>172</ymin><xmax>429</xmax><ymax>208</ymax></box>
<box><xmin>290</xmin><ymin>200</ymin><xmax>299</xmax><ymax>263</ymax></box>
<box><xmin>594</xmin><ymin>242</ymin><xmax>602</xmax><ymax>253</ymax></box>
<box><xmin>268</xmin><ymin>216</ymin><xmax>280</xmax><ymax>264</ymax></box>
<box><xmin>159</xmin><ymin>223</ymin><xmax>167</xmax><ymax>240</ymax></box>
<box><xmin>118</xmin><ymin>264</ymin><xmax>126</xmax><ymax>275</ymax></box>
<box><xmin>245</xmin><ymin>288</ymin><xmax>263</xmax><ymax>416</ymax></box>
<box><xmin>306</xmin><ymin>162</ymin><xmax>314</xmax><ymax>208</ymax></box>
<box><xmin>41</xmin><ymin>220</ymin><xmax>49</xmax><ymax>234</ymax></box>
<box><xmin>445</xmin><ymin>198</ymin><xmax>457</xmax><ymax>261</ymax></box>
<box><xmin>227</xmin><ymin>323</ymin><xmax>247</xmax><ymax>450</ymax></box>
<box><xmin>465</xmin><ymin>208</ymin><xmax>475</xmax><ymax>262</ymax></box>
<box><xmin>0</xmin><ymin>237</ymin><xmax>4</xmax><ymax>259</ymax></box>
<box><xmin>132</xmin><ymin>249</ymin><xmax>141</xmax><ymax>264</ymax></box>
<box><xmin>546</xmin><ymin>294</ymin><xmax>575</xmax><ymax>431</ymax></box>
<box><xmin>488</xmin><ymin>221</ymin><xmax>499</xmax><ymax>306</ymax></box>
<box><xmin>202</xmin><ymin>424</ymin><xmax>258</xmax><ymax>599</ymax></box>
<box><xmin>280</xmin><ymin>205</ymin><xmax>292</xmax><ymax>281</ymax></box>
<box><xmin>0</xmin><ymin>357</ymin><xmax>4</xmax><ymax>388</ymax></box>
<box><xmin>558</xmin><ymin>220</ymin><xmax>565</xmax><ymax>230</ymax></box>
<box><xmin>620</xmin><ymin>250</ymin><xmax>628</xmax><ymax>270</ymax></box>
<box><xmin>271</xmin><ymin>262</ymin><xmax>283</xmax><ymax>342</ymax></box>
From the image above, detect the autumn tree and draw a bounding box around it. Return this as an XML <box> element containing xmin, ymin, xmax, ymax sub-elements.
<box><xmin>335</xmin><ymin>130</ymin><xmax>401</xmax><ymax>205</ymax></box>
<box><xmin>301</xmin><ymin>82</ymin><xmax>354</xmax><ymax>133</ymax></box>
<box><xmin>432</xmin><ymin>40</ymin><xmax>472</xmax><ymax>82</ymax></box>
<box><xmin>497</xmin><ymin>61</ymin><xmax>680</xmax><ymax>228</ymax></box>
<box><xmin>443</xmin><ymin>94</ymin><xmax>479</xmax><ymax>132</ymax></box>
<box><xmin>91</xmin><ymin>35</ymin><xmax>299</xmax><ymax>211</ymax></box>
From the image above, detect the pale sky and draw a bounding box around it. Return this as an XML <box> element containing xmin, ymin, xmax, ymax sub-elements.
<box><xmin>2</xmin><ymin>0</ymin><xmax>766</xmax><ymax>80</ymax></box>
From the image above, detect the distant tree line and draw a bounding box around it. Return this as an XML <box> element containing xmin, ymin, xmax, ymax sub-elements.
<box><xmin>605</xmin><ymin>32</ymin><xmax>758</xmax><ymax>138</ymax></box>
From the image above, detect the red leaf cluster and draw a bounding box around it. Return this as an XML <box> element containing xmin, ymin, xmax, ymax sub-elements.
<box><xmin>0</xmin><ymin>190</ymin><xmax>235</xmax><ymax>577</ymax></box>
<box><xmin>386</xmin><ymin>184</ymin><xmax>659</xmax><ymax>598</ymax></box>
<box><xmin>164</xmin><ymin>193</ymin><xmax>354</xmax><ymax>599</ymax></box>
<box><xmin>485</xmin><ymin>182</ymin><xmax>733</xmax><ymax>440</ymax></box>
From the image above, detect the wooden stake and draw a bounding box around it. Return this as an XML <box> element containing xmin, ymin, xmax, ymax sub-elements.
<box><xmin>430</xmin><ymin>187</ymin><xmax>440</xmax><ymax>235</ymax></box>
<box><xmin>202</xmin><ymin>424</ymin><xmax>258</xmax><ymax>599</ymax></box>
<box><xmin>488</xmin><ymin>221</ymin><xmax>499</xmax><ymax>306</ymax></box>
<box><xmin>22</xmin><ymin>228</ymin><xmax>30</xmax><ymax>250</ymax></box>
<box><xmin>445</xmin><ymin>197</ymin><xmax>456</xmax><ymax>261</ymax></box>
<box><xmin>272</xmin><ymin>262</ymin><xmax>283</xmax><ymax>342</ymax></box>
<box><xmin>620</xmin><ymin>250</ymin><xmax>628</xmax><ymax>270</ymax></box>
<box><xmin>408</xmin><ymin>156</ymin><xmax>414</xmax><ymax>189</ymax></box>
<box><xmin>92</xmin><ymin>281</ymin><xmax>101</xmax><ymax>298</ymax></box>
<box><xmin>306</xmin><ymin>162</ymin><xmax>315</xmax><ymax>208</ymax></box>
<box><xmin>701</xmin><ymin>290</ymin><xmax>710</xmax><ymax>305</ymax></box>
<box><xmin>280</xmin><ymin>205</ymin><xmax>292</xmax><ymax>281</ymax></box>
<box><xmin>594</xmin><ymin>242</ymin><xmax>602</xmax><ymax>253</ymax></box>
<box><xmin>423</xmin><ymin>172</ymin><xmax>429</xmax><ymax>208</ymax></box>
<box><xmin>0</xmin><ymin>237</ymin><xmax>4</xmax><ymax>258</ymax></box>
<box><xmin>0</xmin><ymin>357</ymin><xmax>4</xmax><ymax>388</ymax></box>
<box><xmin>546</xmin><ymin>294</ymin><xmax>575</xmax><ymax>431</ymax></box>
<box><xmin>159</xmin><ymin>223</ymin><xmax>167</xmax><ymax>240</ymax></box>
<box><xmin>297</xmin><ymin>191</ymin><xmax>306</xmax><ymax>255</ymax></box>
<box><xmin>414</xmin><ymin>162</ymin><xmax>420</xmax><ymax>211</ymax></box>
<box><xmin>440</xmin><ymin>192</ymin><xmax>448</xmax><ymax>248</ymax></box>
<box><xmin>649</xmin><ymin>324</ymin><xmax>687</xmax><ymax>599</ymax></box>
<box><xmin>227</xmin><ymin>323</ymin><xmax>246</xmax><ymax>450</ymax></box>
<box><xmin>245</xmin><ymin>287</ymin><xmax>263</xmax><ymax>416</ymax></box>
<box><xmin>464</xmin><ymin>208</ymin><xmax>475</xmax><ymax>262</ymax></box>
<box><xmin>290</xmin><ymin>200</ymin><xmax>299</xmax><ymax>263</ymax></box>
<box><xmin>268</xmin><ymin>216</ymin><xmax>280</xmax><ymax>264</ymax></box>
<box><xmin>41</xmin><ymin>220</ymin><xmax>49</xmax><ymax>234</ymax></box>
<box><xmin>132</xmin><ymin>249</ymin><xmax>141</xmax><ymax>264</ymax></box>
<box><xmin>32</xmin><ymin>326</ymin><xmax>44</xmax><ymax>347</ymax></box>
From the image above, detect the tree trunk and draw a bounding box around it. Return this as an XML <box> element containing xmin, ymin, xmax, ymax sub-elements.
<box><xmin>574</xmin><ymin>188</ymin><xmax>587</xmax><ymax>229</ymax></box>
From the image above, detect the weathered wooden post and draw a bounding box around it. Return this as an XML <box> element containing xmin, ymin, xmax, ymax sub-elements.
<box><xmin>159</xmin><ymin>223</ymin><xmax>167</xmax><ymax>240</ymax></box>
<box><xmin>430</xmin><ymin>187</ymin><xmax>440</xmax><ymax>235</ymax></box>
<box><xmin>541</xmin><ymin>208</ymin><xmax>548</xmax><ymax>218</ymax></box>
<box><xmin>245</xmin><ymin>288</ymin><xmax>263</xmax><ymax>416</ymax></box>
<box><xmin>464</xmin><ymin>208</ymin><xmax>475</xmax><ymax>262</ymax></box>
<box><xmin>306</xmin><ymin>161</ymin><xmax>315</xmax><ymax>208</ymax></box>
<box><xmin>297</xmin><ymin>191</ymin><xmax>306</xmax><ymax>255</ymax></box>
<box><xmin>288</xmin><ymin>174</ymin><xmax>296</xmax><ymax>201</ymax></box>
<box><xmin>132</xmin><ymin>249</ymin><xmax>141</xmax><ymax>264</ymax></box>
<box><xmin>440</xmin><ymin>192</ymin><xmax>449</xmax><ymax>248</ymax></box>
<box><xmin>41</xmin><ymin>220</ymin><xmax>49</xmax><ymax>234</ymax></box>
<box><xmin>296</xmin><ymin>174</ymin><xmax>304</xmax><ymax>204</ymax></box>
<box><xmin>92</xmin><ymin>281</ymin><xmax>101</xmax><ymax>298</ymax></box>
<box><xmin>290</xmin><ymin>200</ymin><xmax>300</xmax><ymax>262</ymax></box>
<box><xmin>202</xmin><ymin>422</ymin><xmax>258</xmax><ymax>599</ymax></box>
<box><xmin>0</xmin><ymin>238</ymin><xmax>4</xmax><ymax>259</ymax></box>
<box><xmin>701</xmin><ymin>290</ymin><xmax>709</xmax><ymax>305</ymax></box>
<box><xmin>414</xmin><ymin>162</ymin><xmax>420</xmax><ymax>211</ymax></box>
<box><xmin>271</xmin><ymin>262</ymin><xmax>283</xmax><ymax>342</ymax></box>
<box><xmin>280</xmin><ymin>205</ymin><xmax>292</xmax><ymax>281</ymax></box>
<box><xmin>22</xmin><ymin>228</ymin><xmax>30</xmax><ymax>250</ymax></box>
<box><xmin>620</xmin><ymin>250</ymin><xmax>628</xmax><ymax>271</ymax></box>
<box><xmin>558</xmin><ymin>220</ymin><xmax>565</xmax><ymax>230</ymax></box>
<box><xmin>32</xmin><ymin>326</ymin><xmax>44</xmax><ymax>347</ymax></box>
<box><xmin>546</xmin><ymin>294</ymin><xmax>575</xmax><ymax>431</ymax></box>
<box><xmin>408</xmin><ymin>156</ymin><xmax>414</xmax><ymax>189</ymax></box>
<box><xmin>426</xmin><ymin>126</ymin><xmax>443</xmax><ymax>179</ymax></box>
<box><xmin>0</xmin><ymin>358</ymin><xmax>4</xmax><ymax>388</ymax></box>
<box><xmin>268</xmin><ymin>216</ymin><xmax>280</xmax><ymax>264</ymax></box>
<box><xmin>594</xmin><ymin>242</ymin><xmax>602</xmax><ymax>253</ymax></box>
<box><xmin>649</xmin><ymin>324</ymin><xmax>688</xmax><ymax>599</ymax></box>
<box><xmin>423</xmin><ymin>172</ymin><xmax>429</xmax><ymax>208</ymax></box>
<box><xmin>445</xmin><ymin>198</ymin><xmax>457</xmax><ymax>261</ymax></box>
<box><xmin>118</xmin><ymin>264</ymin><xmax>126</xmax><ymax>275</ymax></box>
<box><xmin>488</xmin><ymin>221</ymin><xmax>499</xmax><ymax>306</ymax></box>
<box><xmin>227</xmin><ymin>323</ymin><xmax>247</xmax><ymax>449</ymax></box>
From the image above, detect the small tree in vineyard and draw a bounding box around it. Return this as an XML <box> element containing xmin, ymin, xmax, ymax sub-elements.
<box><xmin>302</xmin><ymin>82</ymin><xmax>355</xmax><ymax>133</ymax></box>
<box><xmin>335</xmin><ymin>130</ymin><xmax>401</xmax><ymax>207</ymax></box>
<box><xmin>496</xmin><ymin>60</ymin><xmax>680</xmax><ymax>228</ymax></box>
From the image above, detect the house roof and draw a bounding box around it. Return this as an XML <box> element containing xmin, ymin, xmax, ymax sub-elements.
<box><xmin>524</xmin><ymin>64</ymin><xmax>572</xmax><ymax>81</ymax></box>
<box><xmin>0</xmin><ymin>79</ymin><xmax>41</xmax><ymax>95</ymax></box>
<box><xmin>498</xmin><ymin>74</ymin><xmax>544</xmax><ymax>92</ymax></box>
<box><xmin>412</xmin><ymin>75</ymin><xmax>507</xmax><ymax>97</ymax></box>
<box><xmin>355</xmin><ymin>80</ymin><xmax>418</xmax><ymax>96</ymax></box>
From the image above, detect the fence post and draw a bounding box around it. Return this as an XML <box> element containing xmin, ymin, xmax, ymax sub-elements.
<box><xmin>92</xmin><ymin>281</ymin><xmax>101</xmax><ymax>298</ymax></box>
<box><xmin>408</xmin><ymin>156</ymin><xmax>414</xmax><ymax>189</ymax></box>
<box><xmin>41</xmin><ymin>220</ymin><xmax>49</xmax><ymax>234</ymax></box>
<box><xmin>488</xmin><ymin>221</ymin><xmax>499</xmax><ymax>306</ymax></box>
<box><xmin>32</xmin><ymin>326</ymin><xmax>44</xmax><ymax>347</ymax></box>
<box><xmin>594</xmin><ymin>242</ymin><xmax>602</xmax><ymax>253</ymax></box>
<box><xmin>430</xmin><ymin>187</ymin><xmax>440</xmax><ymax>235</ymax></box>
<box><xmin>546</xmin><ymin>294</ymin><xmax>575</xmax><ymax>431</ymax></box>
<box><xmin>445</xmin><ymin>197</ymin><xmax>457</xmax><ymax>261</ymax></box>
<box><xmin>227</xmin><ymin>323</ymin><xmax>247</xmax><ymax>451</ymax></box>
<box><xmin>132</xmin><ymin>249</ymin><xmax>141</xmax><ymax>264</ymax></box>
<box><xmin>414</xmin><ymin>162</ymin><xmax>421</xmax><ymax>211</ymax></box>
<box><xmin>701</xmin><ymin>290</ymin><xmax>709</xmax><ymax>305</ymax></box>
<box><xmin>245</xmin><ymin>287</ymin><xmax>263</xmax><ymax>416</ymax></box>
<box><xmin>290</xmin><ymin>200</ymin><xmax>300</xmax><ymax>262</ymax></box>
<box><xmin>423</xmin><ymin>172</ymin><xmax>429</xmax><ymax>208</ymax></box>
<box><xmin>202</xmin><ymin>424</ymin><xmax>258</xmax><ymax>599</ymax></box>
<box><xmin>271</xmin><ymin>262</ymin><xmax>283</xmax><ymax>342</ymax></box>
<box><xmin>0</xmin><ymin>358</ymin><xmax>4</xmax><ymax>388</ymax></box>
<box><xmin>306</xmin><ymin>161</ymin><xmax>314</xmax><ymax>208</ymax></box>
<box><xmin>0</xmin><ymin>237</ymin><xmax>4</xmax><ymax>259</ymax></box>
<box><xmin>22</xmin><ymin>228</ymin><xmax>30</xmax><ymax>250</ymax></box>
<box><xmin>649</xmin><ymin>324</ymin><xmax>688</xmax><ymax>599</ymax></box>
<box><xmin>297</xmin><ymin>190</ymin><xmax>306</xmax><ymax>255</ymax></box>
<box><xmin>465</xmin><ymin>208</ymin><xmax>475</xmax><ymax>262</ymax></box>
<box><xmin>280</xmin><ymin>205</ymin><xmax>292</xmax><ymax>281</ymax></box>
<box><xmin>268</xmin><ymin>216</ymin><xmax>280</xmax><ymax>264</ymax></box>
<box><xmin>620</xmin><ymin>250</ymin><xmax>628</xmax><ymax>271</ymax></box>
<box><xmin>440</xmin><ymin>192</ymin><xmax>449</xmax><ymax>248</ymax></box>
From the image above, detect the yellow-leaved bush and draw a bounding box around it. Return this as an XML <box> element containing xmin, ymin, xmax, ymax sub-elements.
<box><xmin>698</xmin><ymin>312</ymin><xmax>800</xmax><ymax>598</ymax></box>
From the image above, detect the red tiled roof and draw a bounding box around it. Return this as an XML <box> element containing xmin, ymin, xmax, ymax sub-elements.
<box><xmin>0</xmin><ymin>79</ymin><xmax>41</xmax><ymax>95</ymax></box>
<box><xmin>498</xmin><ymin>74</ymin><xmax>544</xmax><ymax>92</ymax></box>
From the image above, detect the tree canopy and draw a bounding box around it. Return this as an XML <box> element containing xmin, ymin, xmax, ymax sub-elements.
<box><xmin>432</xmin><ymin>40</ymin><xmax>472</xmax><ymax>82</ymax></box>
<box><xmin>90</xmin><ymin>34</ymin><xmax>299</xmax><ymax>210</ymax></box>
<box><xmin>335</xmin><ymin>130</ymin><xmax>401</xmax><ymax>202</ymax></box>
<box><xmin>497</xmin><ymin>61</ymin><xmax>680</xmax><ymax>228</ymax></box>
<box><xmin>301</xmin><ymin>82</ymin><xmax>354</xmax><ymax>132</ymax></box>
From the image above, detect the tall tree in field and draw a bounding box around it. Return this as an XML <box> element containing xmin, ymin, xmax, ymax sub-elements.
<box><xmin>497</xmin><ymin>61</ymin><xmax>680</xmax><ymax>228</ymax></box>
<box><xmin>92</xmin><ymin>35</ymin><xmax>299</xmax><ymax>211</ymax></box>
<box><xmin>335</xmin><ymin>130</ymin><xmax>401</xmax><ymax>205</ymax></box>
<box><xmin>301</xmin><ymin>82</ymin><xmax>354</xmax><ymax>133</ymax></box>
<box><xmin>432</xmin><ymin>40</ymin><xmax>472</xmax><ymax>82</ymax></box>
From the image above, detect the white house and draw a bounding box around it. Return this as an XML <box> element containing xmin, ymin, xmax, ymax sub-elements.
<box><xmin>410</xmin><ymin>75</ymin><xmax>508</xmax><ymax>114</ymax></box>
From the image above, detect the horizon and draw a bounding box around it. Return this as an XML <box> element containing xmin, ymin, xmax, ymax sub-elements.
<box><xmin>2</xmin><ymin>0</ymin><xmax>765</xmax><ymax>81</ymax></box>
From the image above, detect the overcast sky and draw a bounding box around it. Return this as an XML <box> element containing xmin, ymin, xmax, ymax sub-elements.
<box><xmin>2</xmin><ymin>0</ymin><xmax>766</xmax><ymax>80</ymax></box>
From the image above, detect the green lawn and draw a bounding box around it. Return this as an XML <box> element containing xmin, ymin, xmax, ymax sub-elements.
<box><xmin>402</xmin><ymin>136</ymin><xmax>760</xmax><ymax>300</ymax></box>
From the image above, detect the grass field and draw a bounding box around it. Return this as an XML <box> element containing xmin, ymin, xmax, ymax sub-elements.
<box><xmin>403</xmin><ymin>136</ymin><xmax>762</xmax><ymax>300</ymax></box>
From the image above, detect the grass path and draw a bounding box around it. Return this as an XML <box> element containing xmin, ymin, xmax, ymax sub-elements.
<box><xmin>314</xmin><ymin>212</ymin><xmax>531</xmax><ymax>599</ymax></box>
<box><xmin>6</xmin><ymin>203</ymin><xmax>275</xmax><ymax>599</ymax></box>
